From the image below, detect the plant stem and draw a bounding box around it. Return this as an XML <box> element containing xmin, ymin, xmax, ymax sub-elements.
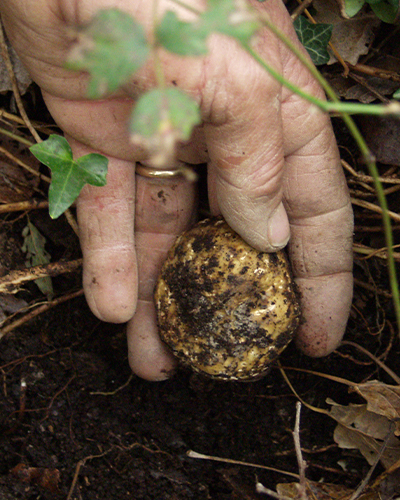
<box><xmin>0</xmin><ymin>127</ymin><xmax>34</xmax><ymax>147</ymax></box>
<box><xmin>246</xmin><ymin>11</ymin><xmax>400</xmax><ymax>335</ymax></box>
<box><xmin>169</xmin><ymin>0</ymin><xmax>202</xmax><ymax>16</ymax></box>
<box><xmin>244</xmin><ymin>47</ymin><xmax>399</xmax><ymax>117</ymax></box>
<box><xmin>152</xmin><ymin>0</ymin><xmax>166</xmax><ymax>89</ymax></box>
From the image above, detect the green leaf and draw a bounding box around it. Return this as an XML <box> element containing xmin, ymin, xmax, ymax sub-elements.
<box><xmin>366</xmin><ymin>0</ymin><xmax>399</xmax><ymax>22</ymax></box>
<box><xmin>156</xmin><ymin>0</ymin><xmax>260</xmax><ymax>57</ymax></box>
<box><xmin>30</xmin><ymin>135</ymin><xmax>108</xmax><ymax>219</ymax></box>
<box><xmin>66</xmin><ymin>9</ymin><xmax>150</xmax><ymax>98</ymax></box>
<box><xmin>131</xmin><ymin>88</ymin><xmax>200</xmax><ymax>140</ymax></box>
<box><xmin>201</xmin><ymin>0</ymin><xmax>260</xmax><ymax>45</ymax></box>
<box><xmin>157</xmin><ymin>11</ymin><xmax>208</xmax><ymax>56</ymax></box>
<box><xmin>22</xmin><ymin>221</ymin><xmax>53</xmax><ymax>299</ymax></box>
<box><xmin>343</xmin><ymin>0</ymin><xmax>366</xmax><ymax>17</ymax></box>
<box><xmin>293</xmin><ymin>16</ymin><xmax>333</xmax><ymax>66</ymax></box>
<box><xmin>130</xmin><ymin>88</ymin><xmax>201</xmax><ymax>167</ymax></box>
<box><xmin>393</xmin><ymin>89</ymin><xmax>400</xmax><ymax>99</ymax></box>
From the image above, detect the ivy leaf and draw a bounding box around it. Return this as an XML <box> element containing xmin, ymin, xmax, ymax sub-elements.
<box><xmin>30</xmin><ymin>135</ymin><xmax>108</xmax><ymax>219</ymax></box>
<box><xmin>293</xmin><ymin>16</ymin><xmax>333</xmax><ymax>66</ymax></box>
<box><xmin>343</xmin><ymin>0</ymin><xmax>366</xmax><ymax>17</ymax></box>
<box><xmin>201</xmin><ymin>0</ymin><xmax>260</xmax><ymax>45</ymax></box>
<box><xmin>130</xmin><ymin>88</ymin><xmax>201</xmax><ymax>168</ymax></box>
<box><xmin>157</xmin><ymin>0</ymin><xmax>260</xmax><ymax>57</ymax></box>
<box><xmin>393</xmin><ymin>89</ymin><xmax>400</xmax><ymax>99</ymax></box>
<box><xmin>157</xmin><ymin>11</ymin><xmax>208</xmax><ymax>56</ymax></box>
<box><xmin>22</xmin><ymin>221</ymin><xmax>53</xmax><ymax>299</ymax></box>
<box><xmin>66</xmin><ymin>9</ymin><xmax>150</xmax><ymax>98</ymax></box>
<box><xmin>366</xmin><ymin>0</ymin><xmax>400</xmax><ymax>23</ymax></box>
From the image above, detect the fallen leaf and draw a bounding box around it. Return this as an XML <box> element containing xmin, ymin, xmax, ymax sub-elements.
<box><xmin>276</xmin><ymin>480</ymin><xmax>353</xmax><ymax>499</ymax></box>
<box><xmin>377</xmin><ymin>467</ymin><xmax>400</xmax><ymax>498</ymax></box>
<box><xmin>0</xmin><ymin>294</ymin><xmax>27</xmax><ymax>323</ymax></box>
<box><xmin>0</xmin><ymin>42</ymin><xmax>32</xmax><ymax>93</ymax></box>
<box><xmin>0</xmin><ymin>136</ymin><xmax>40</xmax><ymax>203</ymax></box>
<box><xmin>350</xmin><ymin>380</ymin><xmax>400</xmax><ymax>434</ymax></box>
<box><xmin>10</xmin><ymin>463</ymin><xmax>60</xmax><ymax>494</ymax></box>
<box><xmin>293</xmin><ymin>16</ymin><xmax>333</xmax><ymax>65</ymax></box>
<box><xmin>328</xmin><ymin>399</ymin><xmax>400</xmax><ymax>468</ymax></box>
<box><xmin>313</xmin><ymin>0</ymin><xmax>380</xmax><ymax>65</ymax></box>
<box><xmin>275</xmin><ymin>458</ymin><xmax>400</xmax><ymax>499</ymax></box>
<box><xmin>358</xmin><ymin>116</ymin><xmax>400</xmax><ymax>165</ymax></box>
<box><xmin>22</xmin><ymin>221</ymin><xmax>53</xmax><ymax>299</ymax></box>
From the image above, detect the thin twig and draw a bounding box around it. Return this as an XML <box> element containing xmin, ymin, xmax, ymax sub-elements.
<box><xmin>353</xmin><ymin>277</ymin><xmax>392</xmax><ymax>299</ymax></box>
<box><xmin>348</xmin><ymin>63</ymin><xmax>400</xmax><ymax>83</ymax></box>
<box><xmin>0</xmin><ymin>109</ymin><xmax>31</xmax><ymax>126</ymax></box>
<box><xmin>90</xmin><ymin>374</ymin><xmax>134</xmax><ymax>396</ymax></box>
<box><xmin>0</xmin><ymin>289</ymin><xmax>84</xmax><ymax>340</ymax></box>
<box><xmin>353</xmin><ymin>242</ymin><xmax>400</xmax><ymax>261</ymax></box>
<box><xmin>341</xmin><ymin>341</ymin><xmax>400</xmax><ymax>384</ymax></box>
<box><xmin>0</xmin><ymin>199</ymin><xmax>49</xmax><ymax>214</ymax></box>
<box><xmin>342</xmin><ymin>160</ymin><xmax>400</xmax><ymax>185</ymax></box>
<box><xmin>0</xmin><ymin>145</ymin><xmax>50</xmax><ymax>183</ymax></box>
<box><xmin>0</xmin><ymin>20</ymin><xmax>42</xmax><ymax>143</ymax></box>
<box><xmin>351</xmin><ymin>197</ymin><xmax>400</xmax><ymax>223</ymax></box>
<box><xmin>291</xmin><ymin>0</ymin><xmax>314</xmax><ymax>20</ymax></box>
<box><xmin>186</xmin><ymin>450</ymin><xmax>300</xmax><ymax>479</ymax></box>
<box><xmin>64</xmin><ymin>208</ymin><xmax>79</xmax><ymax>236</ymax></box>
<box><xmin>293</xmin><ymin>402</ymin><xmax>307</xmax><ymax>500</ymax></box>
<box><xmin>0</xmin><ymin>259</ymin><xmax>82</xmax><ymax>294</ymax></box>
<box><xmin>66</xmin><ymin>449</ymin><xmax>113</xmax><ymax>500</ymax></box>
<box><xmin>255</xmin><ymin>482</ymin><xmax>293</xmax><ymax>500</ymax></box>
<box><xmin>348</xmin><ymin>422</ymin><xmax>395</xmax><ymax>500</ymax></box>
<box><xmin>0</xmin><ymin>126</ymin><xmax>34</xmax><ymax>147</ymax></box>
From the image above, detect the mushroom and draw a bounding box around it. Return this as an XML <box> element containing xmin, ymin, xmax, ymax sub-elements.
<box><xmin>155</xmin><ymin>217</ymin><xmax>301</xmax><ymax>380</ymax></box>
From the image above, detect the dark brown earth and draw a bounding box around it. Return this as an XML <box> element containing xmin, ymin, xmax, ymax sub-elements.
<box><xmin>0</xmin><ymin>184</ymin><xmax>398</xmax><ymax>499</ymax></box>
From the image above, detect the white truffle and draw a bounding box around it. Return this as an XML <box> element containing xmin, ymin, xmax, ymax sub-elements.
<box><xmin>155</xmin><ymin>218</ymin><xmax>301</xmax><ymax>380</ymax></box>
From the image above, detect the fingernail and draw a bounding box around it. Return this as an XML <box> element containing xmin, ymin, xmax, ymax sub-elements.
<box><xmin>267</xmin><ymin>202</ymin><xmax>290</xmax><ymax>249</ymax></box>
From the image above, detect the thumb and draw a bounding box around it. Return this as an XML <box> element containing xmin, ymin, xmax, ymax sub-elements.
<box><xmin>205</xmin><ymin>111</ymin><xmax>290</xmax><ymax>252</ymax></box>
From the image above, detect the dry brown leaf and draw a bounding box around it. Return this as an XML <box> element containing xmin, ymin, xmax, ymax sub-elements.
<box><xmin>358</xmin><ymin>116</ymin><xmax>400</xmax><ymax>165</ymax></box>
<box><xmin>10</xmin><ymin>463</ymin><xmax>60</xmax><ymax>494</ymax></box>
<box><xmin>277</xmin><ymin>480</ymin><xmax>353</xmax><ymax>499</ymax></box>
<box><xmin>328</xmin><ymin>73</ymin><xmax>399</xmax><ymax>104</ymax></box>
<box><xmin>350</xmin><ymin>380</ymin><xmax>400</xmax><ymax>433</ymax></box>
<box><xmin>275</xmin><ymin>460</ymin><xmax>400</xmax><ymax>500</ymax></box>
<box><xmin>0</xmin><ymin>136</ymin><xmax>40</xmax><ymax>203</ymax></box>
<box><xmin>0</xmin><ymin>42</ymin><xmax>32</xmax><ymax>94</ymax></box>
<box><xmin>328</xmin><ymin>399</ymin><xmax>400</xmax><ymax>468</ymax></box>
<box><xmin>313</xmin><ymin>0</ymin><xmax>380</xmax><ymax>65</ymax></box>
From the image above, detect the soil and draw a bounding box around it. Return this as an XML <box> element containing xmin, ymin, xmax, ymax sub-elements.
<box><xmin>0</xmin><ymin>169</ymin><xmax>398</xmax><ymax>499</ymax></box>
<box><xmin>1</xmin><ymin>12</ymin><xmax>400</xmax><ymax>500</ymax></box>
<box><xmin>1</xmin><ymin>290</ymin><xmax>394</xmax><ymax>500</ymax></box>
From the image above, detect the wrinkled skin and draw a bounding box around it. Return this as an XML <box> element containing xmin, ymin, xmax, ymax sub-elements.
<box><xmin>0</xmin><ymin>0</ymin><xmax>353</xmax><ymax>380</ymax></box>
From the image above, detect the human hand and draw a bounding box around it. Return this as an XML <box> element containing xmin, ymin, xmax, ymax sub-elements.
<box><xmin>1</xmin><ymin>0</ymin><xmax>353</xmax><ymax>380</ymax></box>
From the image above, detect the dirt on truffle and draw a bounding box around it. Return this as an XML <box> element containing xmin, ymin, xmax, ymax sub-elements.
<box><xmin>155</xmin><ymin>218</ymin><xmax>301</xmax><ymax>381</ymax></box>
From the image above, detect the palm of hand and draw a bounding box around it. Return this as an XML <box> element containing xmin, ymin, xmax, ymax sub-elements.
<box><xmin>0</xmin><ymin>0</ymin><xmax>353</xmax><ymax>380</ymax></box>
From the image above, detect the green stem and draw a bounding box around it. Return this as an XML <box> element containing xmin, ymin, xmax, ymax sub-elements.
<box><xmin>244</xmin><ymin>13</ymin><xmax>400</xmax><ymax>334</ymax></box>
<box><xmin>245</xmin><ymin>45</ymin><xmax>399</xmax><ymax>117</ymax></box>
<box><xmin>169</xmin><ymin>0</ymin><xmax>202</xmax><ymax>16</ymax></box>
<box><xmin>0</xmin><ymin>127</ymin><xmax>34</xmax><ymax>147</ymax></box>
<box><xmin>152</xmin><ymin>0</ymin><xmax>166</xmax><ymax>89</ymax></box>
